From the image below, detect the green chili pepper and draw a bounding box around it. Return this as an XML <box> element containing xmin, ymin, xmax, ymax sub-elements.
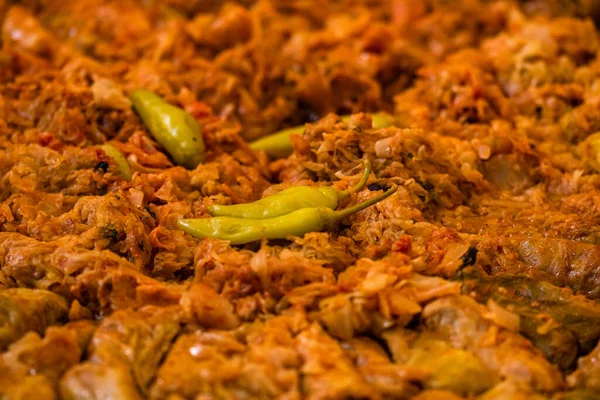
<box><xmin>99</xmin><ymin>144</ymin><xmax>133</xmax><ymax>181</ymax></box>
<box><xmin>130</xmin><ymin>89</ymin><xmax>205</xmax><ymax>169</ymax></box>
<box><xmin>208</xmin><ymin>160</ymin><xmax>372</xmax><ymax>219</ymax></box>
<box><xmin>248</xmin><ymin>126</ymin><xmax>304</xmax><ymax>159</ymax></box>
<box><xmin>363</xmin><ymin>112</ymin><xmax>397</xmax><ymax>129</ymax></box>
<box><xmin>249</xmin><ymin>112</ymin><xmax>396</xmax><ymax>159</ymax></box>
<box><xmin>178</xmin><ymin>183</ymin><xmax>397</xmax><ymax>245</ymax></box>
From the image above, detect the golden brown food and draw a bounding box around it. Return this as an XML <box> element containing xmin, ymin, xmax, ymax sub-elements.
<box><xmin>1</xmin><ymin>0</ymin><xmax>600</xmax><ymax>399</ymax></box>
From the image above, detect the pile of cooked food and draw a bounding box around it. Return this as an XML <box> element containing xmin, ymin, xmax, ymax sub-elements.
<box><xmin>3</xmin><ymin>0</ymin><xmax>600</xmax><ymax>398</ymax></box>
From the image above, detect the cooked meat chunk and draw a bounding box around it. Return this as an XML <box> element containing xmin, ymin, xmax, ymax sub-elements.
<box><xmin>0</xmin><ymin>322</ymin><xmax>91</xmax><ymax>399</ymax></box>
<box><xmin>462</xmin><ymin>270</ymin><xmax>600</xmax><ymax>370</ymax></box>
<box><xmin>518</xmin><ymin>238</ymin><xmax>600</xmax><ymax>297</ymax></box>
<box><xmin>341</xmin><ymin>337</ymin><xmax>420</xmax><ymax>398</ymax></box>
<box><xmin>60</xmin><ymin>306</ymin><xmax>180</xmax><ymax>399</ymax></box>
<box><xmin>422</xmin><ymin>295</ymin><xmax>564</xmax><ymax>392</ymax></box>
<box><xmin>568</xmin><ymin>339</ymin><xmax>600</xmax><ymax>392</ymax></box>
<box><xmin>381</xmin><ymin>328</ymin><xmax>495</xmax><ymax>395</ymax></box>
<box><xmin>150</xmin><ymin>315</ymin><xmax>302</xmax><ymax>399</ymax></box>
<box><xmin>61</xmin><ymin>364</ymin><xmax>143</xmax><ymax>400</ymax></box>
<box><xmin>476</xmin><ymin>380</ymin><xmax>547</xmax><ymax>400</ymax></box>
<box><xmin>0</xmin><ymin>0</ymin><xmax>600</xmax><ymax>398</ymax></box>
<box><xmin>2</xmin><ymin>6</ymin><xmax>58</xmax><ymax>57</ymax></box>
<box><xmin>0</xmin><ymin>288</ymin><xmax>68</xmax><ymax>349</ymax></box>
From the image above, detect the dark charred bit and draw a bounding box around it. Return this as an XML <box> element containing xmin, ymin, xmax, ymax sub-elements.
<box><xmin>460</xmin><ymin>246</ymin><xmax>478</xmax><ymax>269</ymax></box>
<box><xmin>368</xmin><ymin>183</ymin><xmax>383</xmax><ymax>192</ymax></box>
<box><xmin>95</xmin><ymin>161</ymin><xmax>109</xmax><ymax>172</ymax></box>
<box><xmin>146</xmin><ymin>203</ymin><xmax>156</xmax><ymax>219</ymax></box>
<box><xmin>102</xmin><ymin>224</ymin><xmax>119</xmax><ymax>241</ymax></box>
<box><xmin>420</xmin><ymin>181</ymin><xmax>434</xmax><ymax>191</ymax></box>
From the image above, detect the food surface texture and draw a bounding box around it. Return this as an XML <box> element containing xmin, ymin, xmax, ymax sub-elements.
<box><xmin>2</xmin><ymin>0</ymin><xmax>600</xmax><ymax>399</ymax></box>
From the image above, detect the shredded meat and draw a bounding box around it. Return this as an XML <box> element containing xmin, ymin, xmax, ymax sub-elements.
<box><xmin>1</xmin><ymin>0</ymin><xmax>600</xmax><ymax>399</ymax></box>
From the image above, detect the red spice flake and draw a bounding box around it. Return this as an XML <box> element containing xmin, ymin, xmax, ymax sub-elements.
<box><xmin>185</xmin><ymin>101</ymin><xmax>215</xmax><ymax>120</ymax></box>
<box><xmin>392</xmin><ymin>235</ymin><xmax>412</xmax><ymax>253</ymax></box>
<box><xmin>37</xmin><ymin>131</ymin><xmax>64</xmax><ymax>151</ymax></box>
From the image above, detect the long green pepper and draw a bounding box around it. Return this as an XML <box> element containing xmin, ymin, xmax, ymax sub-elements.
<box><xmin>178</xmin><ymin>183</ymin><xmax>397</xmax><ymax>245</ymax></box>
<box><xmin>208</xmin><ymin>160</ymin><xmax>372</xmax><ymax>219</ymax></box>
<box><xmin>249</xmin><ymin>112</ymin><xmax>396</xmax><ymax>159</ymax></box>
<box><xmin>248</xmin><ymin>125</ymin><xmax>304</xmax><ymax>159</ymax></box>
<box><xmin>131</xmin><ymin>90</ymin><xmax>205</xmax><ymax>169</ymax></box>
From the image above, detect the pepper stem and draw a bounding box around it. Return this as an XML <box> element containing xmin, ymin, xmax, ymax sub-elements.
<box><xmin>352</xmin><ymin>160</ymin><xmax>372</xmax><ymax>192</ymax></box>
<box><xmin>333</xmin><ymin>183</ymin><xmax>397</xmax><ymax>223</ymax></box>
<box><xmin>338</xmin><ymin>160</ymin><xmax>373</xmax><ymax>201</ymax></box>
